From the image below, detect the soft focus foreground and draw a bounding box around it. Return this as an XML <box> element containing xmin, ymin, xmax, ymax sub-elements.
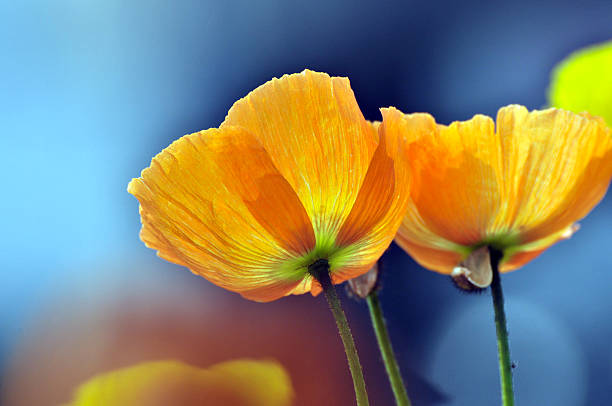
<box><xmin>1</xmin><ymin>275</ymin><xmax>368</xmax><ymax>406</ymax></box>
<box><xmin>64</xmin><ymin>359</ymin><xmax>293</xmax><ymax>406</ymax></box>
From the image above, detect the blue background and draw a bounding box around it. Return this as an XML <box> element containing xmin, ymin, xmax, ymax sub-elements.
<box><xmin>1</xmin><ymin>1</ymin><xmax>611</xmax><ymax>404</ymax></box>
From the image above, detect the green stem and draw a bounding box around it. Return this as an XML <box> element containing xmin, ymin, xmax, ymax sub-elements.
<box><xmin>490</xmin><ymin>248</ymin><xmax>515</xmax><ymax>406</ymax></box>
<box><xmin>367</xmin><ymin>291</ymin><xmax>412</xmax><ymax>406</ymax></box>
<box><xmin>309</xmin><ymin>259</ymin><xmax>370</xmax><ymax>406</ymax></box>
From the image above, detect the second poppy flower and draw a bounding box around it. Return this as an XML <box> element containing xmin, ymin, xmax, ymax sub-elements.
<box><xmin>384</xmin><ymin>104</ymin><xmax>612</xmax><ymax>285</ymax></box>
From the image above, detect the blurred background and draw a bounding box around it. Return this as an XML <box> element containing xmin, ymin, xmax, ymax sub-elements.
<box><xmin>1</xmin><ymin>1</ymin><xmax>611</xmax><ymax>405</ymax></box>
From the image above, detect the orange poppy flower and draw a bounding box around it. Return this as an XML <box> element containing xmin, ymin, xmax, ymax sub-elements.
<box><xmin>385</xmin><ymin>104</ymin><xmax>612</xmax><ymax>281</ymax></box>
<box><xmin>64</xmin><ymin>359</ymin><xmax>294</xmax><ymax>406</ymax></box>
<box><xmin>128</xmin><ymin>70</ymin><xmax>411</xmax><ymax>302</ymax></box>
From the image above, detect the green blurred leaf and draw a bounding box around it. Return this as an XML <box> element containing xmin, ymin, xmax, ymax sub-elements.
<box><xmin>548</xmin><ymin>40</ymin><xmax>612</xmax><ymax>126</ymax></box>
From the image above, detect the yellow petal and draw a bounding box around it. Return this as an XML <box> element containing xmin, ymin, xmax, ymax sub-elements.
<box><xmin>329</xmin><ymin>117</ymin><xmax>413</xmax><ymax>285</ymax></box>
<box><xmin>211</xmin><ymin>127</ymin><xmax>316</xmax><ymax>256</ymax></box>
<box><xmin>386</xmin><ymin>107</ymin><xmax>482</xmax><ymax>274</ymax></box>
<box><xmin>64</xmin><ymin>359</ymin><xmax>294</xmax><ymax>406</ymax></box>
<box><xmin>411</xmin><ymin>112</ymin><xmax>500</xmax><ymax>245</ymax></box>
<box><xmin>128</xmin><ymin>126</ymin><xmax>315</xmax><ymax>302</ymax></box>
<box><xmin>336</xmin><ymin>124</ymin><xmax>396</xmax><ymax>247</ymax></box>
<box><xmin>548</xmin><ymin>40</ymin><xmax>612</xmax><ymax>126</ymax></box>
<box><xmin>222</xmin><ymin>70</ymin><xmax>379</xmax><ymax>250</ymax></box>
<box><xmin>394</xmin><ymin>234</ymin><xmax>464</xmax><ymax>274</ymax></box>
<box><xmin>495</xmin><ymin>105</ymin><xmax>612</xmax><ymax>244</ymax></box>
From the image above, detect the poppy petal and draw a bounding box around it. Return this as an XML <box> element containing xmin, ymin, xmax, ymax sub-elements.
<box><xmin>330</xmin><ymin>116</ymin><xmax>412</xmax><ymax>282</ymax></box>
<box><xmin>495</xmin><ymin>105</ymin><xmax>612</xmax><ymax>244</ymax></box>
<box><xmin>386</xmin><ymin>108</ymin><xmax>498</xmax><ymax>270</ymax></box>
<box><xmin>222</xmin><ymin>70</ymin><xmax>379</xmax><ymax>248</ymax></box>
<box><xmin>394</xmin><ymin>235</ymin><xmax>465</xmax><ymax>275</ymax></box>
<box><xmin>411</xmin><ymin>113</ymin><xmax>501</xmax><ymax>245</ymax></box>
<box><xmin>128</xmin><ymin>126</ymin><xmax>315</xmax><ymax>302</ymax></box>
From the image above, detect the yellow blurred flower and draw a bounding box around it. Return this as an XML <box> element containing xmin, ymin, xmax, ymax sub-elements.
<box><xmin>385</xmin><ymin>104</ymin><xmax>612</xmax><ymax>281</ymax></box>
<box><xmin>549</xmin><ymin>40</ymin><xmax>612</xmax><ymax>126</ymax></box>
<box><xmin>64</xmin><ymin>359</ymin><xmax>293</xmax><ymax>406</ymax></box>
<box><xmin>128</xmin><ymin>70</ymin><xmax>411</xmax><ymax>302</ymax></box>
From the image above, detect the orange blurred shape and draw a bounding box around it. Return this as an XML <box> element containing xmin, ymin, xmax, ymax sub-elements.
<box><xmin>1</xmin><ymin>275</ymin><xmax>362</xmax><ymax>406</ymax></box>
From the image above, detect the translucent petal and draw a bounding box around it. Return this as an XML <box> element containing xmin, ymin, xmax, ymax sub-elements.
<box><xmin>222</xmin><ymin>70</ymin><xmax>379</xmax><ymax>247</ymax></box>
<box><xmin>390</xmin><ymin>105</ymin><xmax>612</xmax><ymax>273</ymax></box>
<box><xmin>328</xmin><ymin>115</ymin><xmax>413</xmax><ymax>285</ymax></box>
<box><xmin>128</xmin><ymin>126</ymin><xmax>314</xmax><ymax>302</ymax></box>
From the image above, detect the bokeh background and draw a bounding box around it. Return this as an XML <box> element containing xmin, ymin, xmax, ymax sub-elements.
<box><xmin>2</xmin><ymin>1</ymin><xmax>611</xmax><ymax>405</ymax></box>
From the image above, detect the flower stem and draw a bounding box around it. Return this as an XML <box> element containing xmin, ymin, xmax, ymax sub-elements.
<box><xmin>489</xmin><ymin>248</ymin><xmax>515</xmax><ymax>406</ymax></box>
<box><xmin>367</xmin><ymin>290</ymin><xmax>412</xmax><ymax>406</ymax></box>
<box><xmin>309</xmin><ymin>259</ymin><xmax>370</xmax><ymax>406</ymax></box>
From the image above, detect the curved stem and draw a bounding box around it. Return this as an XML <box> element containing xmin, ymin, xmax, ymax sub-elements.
<box><xmin>490</xmin><ymin>248</ymin><xmax>515</xmax><ymax>406</ymax></box>
<box><xmin>309</xmin><ymin>259</ymin><xmax>370</xmax><ymax>406</ymax></box>
<box><xmin>367</xmin><ymin>291</ymin><xmax>412</xmax><ymax>406</ymax></box>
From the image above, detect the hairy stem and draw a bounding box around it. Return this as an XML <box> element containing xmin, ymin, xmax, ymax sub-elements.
<box><xmin>490</xmin><ymin>248</ymin><xmax>515</xmax><ymax>406</ymax></box>
<box><xmin>367</xmin><ymin>290</ymin><xmax>412</xmax><ymax>406</ymax></box>
<box><xmin>309</xmin><ymin>259</ymin><xmax>369</xmax><ymax>406</ymax></box>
